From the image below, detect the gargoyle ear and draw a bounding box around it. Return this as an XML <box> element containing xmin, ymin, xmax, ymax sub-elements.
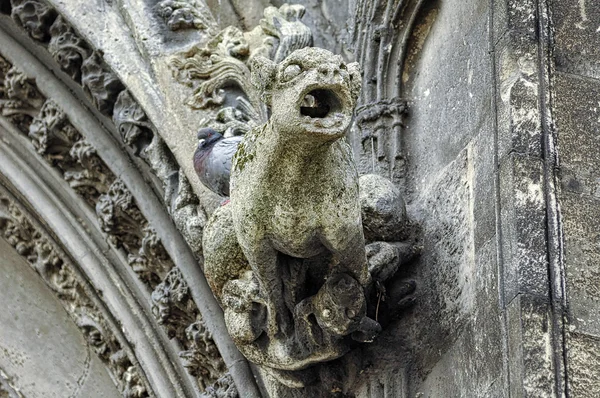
<box><xmin>250</xmin><ymin>55</ymin><xmax>277</xmax><ymax>105</ymax></box>
<box><xmin>347</xmin><ymin>62</ymin><xmax>362</xmax><ymax>104</ymax></box>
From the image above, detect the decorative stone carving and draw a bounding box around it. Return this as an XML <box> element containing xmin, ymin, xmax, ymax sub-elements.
<box><xmin>81</xmin><ymin>51</ymin><xmax>124</xmax><ymax>115</ymax></box>
<box><xmin>259</xmin><ymin>4</ymin><xmax>312</xmax><ymax>63</ymax></box>
<box><xmin>352</xmin><ymin>0</ymin><xmax>431</xmax><ymax>182</ymax></box>
<box><xmin>202</xmin><ymin>47</ymin><xmax>388</xmax><ymax>386</ymax></box>
<box><xmin>28</xmin><ymin>99</ymin><xmax>80</xmax><ymax>163</ymax></box>
<box><xmin>156</xmin><ymin>0</ymin><xmax>217</xmax><ymax>33</ymax></box>
<box><xmin>150</xmin><ymin>267</ymin><xmax>225</xmax><ymax>388</ymax></box>
<box><xmin>48</xmin><ymin>15</ymin><xmax>91</xmax><ymax>82</ymax></box>
<box><xmin>0</xmin><ymin>191</ymin><xmax>150</xmax><ymax>397</ymax></box>
<box><xmin>64</xmin><ymin>138</ymin><xmax>113</xmax><ymax>205</ymax></box>
<box><xmin>169</xmin><ymin>173</ymin><xmax>206</xmax><ymax>255</ymax></box>
<box><xmin>171</xmin><ymin>26</ymin><xmax>254</xmax><ymax>110</ymax></box>
<box><xmin>113</xmin><ymin>90</ymin><xmax>154</xmax><ymax>154</ymax></box>
<box><xmin>151</xmin><ymin>267</ymin><xmax>196</xmax><ymax>340</ymax></box>
<box><xmin>0</xmin><ymin>60</ymin><xmax>44</xmax><ymax>131</ymax></box>
<box><xmin>10</xmin><ymin>0</ymin><xmax>56</xmax><ymax>42</ymax></box>
<box><xmin>0</xmin><ymin>15</ymin><xmax>229</xmax><ymax>393</ymax></box>
<box><xmin>96</xmin><ymin>179</ymin><xmax>146</xmax><ymax>251</ymax></box>
<box><xmin>170</xmin><ymin>3</ymin><xmax>313</xmax><ymax>136</ymax></box>
<box><xmin>200</xmin><ymin>373</ymin><xmax>237</xmax><ymax>398</ymax></box>
<box><xmin>179</xmin><ymin>320</ymin><xmax>226</xmax><ymax>385</ymax></box>
<box><xmin>128</xmin><ymin>225</ymin><xmax>174</xmax><ymax>286</ymax></box>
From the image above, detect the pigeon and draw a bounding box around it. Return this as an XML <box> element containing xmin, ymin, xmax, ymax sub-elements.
<box><xmin>193</xmin><ymin>128</ymin><xmax>243</xmax><ymax>197</ymax></box>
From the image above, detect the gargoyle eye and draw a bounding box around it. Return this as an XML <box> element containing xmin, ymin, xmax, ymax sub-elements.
<box><xmin>282</xmin><ymin>64</ymin><xmax>302</xmax><ymax>82</ymax></box>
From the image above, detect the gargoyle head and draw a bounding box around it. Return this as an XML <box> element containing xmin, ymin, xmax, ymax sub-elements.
<box><xmin>251</xmin><ymin>47</ymin><xmax>361</xmax><ymax>140</ymax></box>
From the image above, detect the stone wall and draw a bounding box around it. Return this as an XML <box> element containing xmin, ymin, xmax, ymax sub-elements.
<box><xmin>0</xmin><ymin>0</ymin><xmax>599</xmax><ymax>396</ymax></box>
<box><xmin>551</xmin><ymin>0</ymin><xmax>600</xmax><ymax>395</ymax></box>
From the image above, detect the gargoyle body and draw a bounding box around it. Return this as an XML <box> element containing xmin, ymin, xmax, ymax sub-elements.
<box><xmin>203</xmin><ymin>47</ymin><xmax>375</xmax><ymax>373</ymax></box>
<box><xmin>201</xmin><ymin>47</ymin><xmax>415</xmax><ymax>388</ymax></box>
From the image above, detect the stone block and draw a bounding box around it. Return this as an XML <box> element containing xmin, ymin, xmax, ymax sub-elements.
<box><xmin>567</xmin><ymin>332</ymin><xmax>600</xmax><ymax>397</ymax></box>
<box><xmin>499</xmin><ymin>154</ymin><xmax>549</xmax><ymax>301</ymax></box>
<box><xmin>507</xmin><ymin>294</ymin><xmax>555</xmax><ymax>398</ymax></box>
<box><xmin>560</xmin><ymin>192</ymin><xmax>600</xmax><ymax>337</ymax></box>
<box><xmin>494</xmin><ymin>33</ymin><xmax>542</xmax><ymax>161</ymax></box>
<box><xmin>554</xmin><ymin>72</ymin><xmax>600</xmax><ymax>199</ymax></box>
<box><xmin>552</xmin><ymin>0</ymin><xmax>600</xmax><ymax>79</ymax></box>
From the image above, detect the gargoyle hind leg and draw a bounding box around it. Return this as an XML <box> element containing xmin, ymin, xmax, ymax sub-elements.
<box><xmin>242</xmin><ymin>240</ymin><xmax>292</xmax><ymax>338</ymax></box>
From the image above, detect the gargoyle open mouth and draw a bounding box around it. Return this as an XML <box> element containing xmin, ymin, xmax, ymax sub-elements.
<box><xmin>299</xmin><ymin>89</ymin><xmax>348</xmax><ymax>131</ymax></box>
<box><xmin>300</xmin><ymin>89</ymin><xmax>341</xmax><ymax>118</ymax></box>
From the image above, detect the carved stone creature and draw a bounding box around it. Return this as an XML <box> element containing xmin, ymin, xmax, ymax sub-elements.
<box><xmin>193</xmin><ymin>128</ymin><xmax>243</xmax><ymax>197</ymax></box>
<box><xmin>231</xmin><ymin>47</ymin><xmax>364</xmax><ymax>336</ymax></box>
<box><xmin>203</xmin><ymin>47</ymin><xmax>376</xmax><ymax>378</ymax></box>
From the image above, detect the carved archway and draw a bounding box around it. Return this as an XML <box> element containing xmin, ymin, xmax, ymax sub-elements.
<box><xmin>0</xmin><ymin>1</ymin><xmax>260</xmax><ymax>396</ymax></box>
<box><xmin>0</xmin><ymin>0</ymin><xmax>435</xmax><ymax>396</ymax></box>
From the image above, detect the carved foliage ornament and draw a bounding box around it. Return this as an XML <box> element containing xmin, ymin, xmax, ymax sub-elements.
<box><xmin>156</xmin><ymin>0</ymin><xmax>218</xmax><ymax>33</ymax></box>
<box><xmin>0</xmin><ymin>192</ymin><xmax>150</xmax><ymax>397</ymax></box>
<box><xmin>0</xmin><ymin>51</ymin><xmax>223</xmax><ymax>390</ymax></box>
<box><xmin>171</xmin><ymin>4</ymin><xmax>313</xmax><ymax>136</ymax></box>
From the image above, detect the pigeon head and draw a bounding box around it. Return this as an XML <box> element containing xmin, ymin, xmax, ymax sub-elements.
<box><xmin>197</xmin><ymin>128</ymin><xmax>223</xmax><ymax>147</ymax></box>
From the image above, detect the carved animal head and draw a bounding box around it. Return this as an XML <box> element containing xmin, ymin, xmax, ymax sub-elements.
<box><xmin>313</xmin><ymin>274</ymin><xmax>366</xmax><ymax>336</ymax></box>
<box><xmin>251</xmin><ymin>47</ymin><xmax>361</xmax><ymax>140</ymax></box>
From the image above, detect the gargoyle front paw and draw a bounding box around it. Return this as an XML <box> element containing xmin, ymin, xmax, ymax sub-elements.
<box><xmin>266</xmin><ymin>302</ymin><xmax>293</xmax><ymax>339</ymax></box>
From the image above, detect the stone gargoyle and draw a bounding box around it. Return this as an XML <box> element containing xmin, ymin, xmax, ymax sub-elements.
<box><xmin>200</xmin><ymin>47</ymin><xmax>417</xmax><ymax>387</ymax></box>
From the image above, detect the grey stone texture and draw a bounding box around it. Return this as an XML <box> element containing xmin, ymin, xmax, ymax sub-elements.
<box><xmin>551</xmin><ymin>1</ymin><xmax>600</xmax><ymax>395</ymax></box>
<box><xmin>0</xmin><ymin>0</ymin><xmax>599</xmax><ymax>396</ymax></box>
<box><xmin>0</xmin><ymin>237</ymin><xmax>120</xmax><ymax>398</ymax></box>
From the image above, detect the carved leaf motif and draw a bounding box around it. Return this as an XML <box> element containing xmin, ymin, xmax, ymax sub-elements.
<box><xmin>122</xmin><ymin>367</ymin><xmax>147</xmax><ymax>398</ymax></box>
<box><xmin>81</xmin><ymin>52</ymin><xmax>124</xmax><ymax>115</ymax></box>
<box><xmin>64</xmin><ymin>139</ymin><xmax>113</xmax><ymax>205</ymax></box>
<box><xmin>0</xmin><ymin>64</ymin><xmax>44</xmax><ymax>131</ymax></box>
<box><xmin>10</xmin><ymin>0</ymin><xmax>57</xmax><ymax>41</ymax></box>
<box><xmin>96</xmin><ymin>179</ymin><xmax>145</xmax><ymax>251</ymax></box>
<box><xmin>179</xmin><ymin>320</ymin><xmax>226</xmax><ymax>385</ymax></box>
<box><xmin>0</xmin><ymin>191</ymin><xmax>150</xmax><ymax>397</ymax></box>
<box><xmin>200</xmin><ymin>373</ymin><xmax>238</xmax><ymax>398</ymax></box>
<box><xmin>151</xmin><ymin>267</ymin><xmax>196</xmax><ymax>339</ymax></box>
<box><xmin>171</xmin><ymin>26</ymin><xmax>252</xmax><ymax>110</ymax></box>
<box><xmin>128</xmin><ymin>225</ymin><xmax>173</xmax><ymax>286</ymax></box>
<box><xmin>28</xmin><ymin>99</ymin><xmax>81</xmax><ymax>163</ymax></box>
<box><xmin>48</xmin><ymin>15</ymin><xmax>91</xmax><ymax>82</ymax></box>
<box><xmin>156</xmin><ymin>0</ymin><xmax>217</xmax><ymax>33</ymax></box>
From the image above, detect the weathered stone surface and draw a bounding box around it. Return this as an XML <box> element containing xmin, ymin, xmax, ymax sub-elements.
<box><xmin>204</xmin><ymin>47</ymin><xmax>378</xmax><ymax>384</ymax></box>
<box><xmin>507</xmin><ymin>295</ymin><xmax>555</xmax><ymax>397</ymax></box>
<box><xmin>552</xmin><ymin>0</ymin><xmax>600</xmax><ymax>80</ymax></box>
<box><xmin>554</xmin><ymin>72</ymin><xmax>600</xmax><ymax>199</ymax></box>
<box><xmin>499</xmin><ymin>154</ymin><xmax>549</xmax><ymax>301</ymax></box>
<box><xmin>560</xmin><ymin>193</ymin><xmax>600</xmax><ymax>336</ymax></box>
<box><xmin>359</xmin><ymin>174</ymin><xmax>407</xmax><ymax>242</ymax></box>
<box><xmin>0</xmin><ymin>237</ymin><xmax>120</xmax><ymax>398</ymax></box>
<box><xmin>567</xmin><ymin>332</ymin><xmax>600</xmax><ymax>397</ymax></box>
<box><xmin>1</xmin><ymin>0</ymin><xmax>599</xmax><ymax>396</ymax></box>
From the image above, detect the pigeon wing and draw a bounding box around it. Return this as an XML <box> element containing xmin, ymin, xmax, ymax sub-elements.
<box><xmin>206</xmin><ymin>136</ymin><xmax>243</xmax><ymax>196</ymax></box>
